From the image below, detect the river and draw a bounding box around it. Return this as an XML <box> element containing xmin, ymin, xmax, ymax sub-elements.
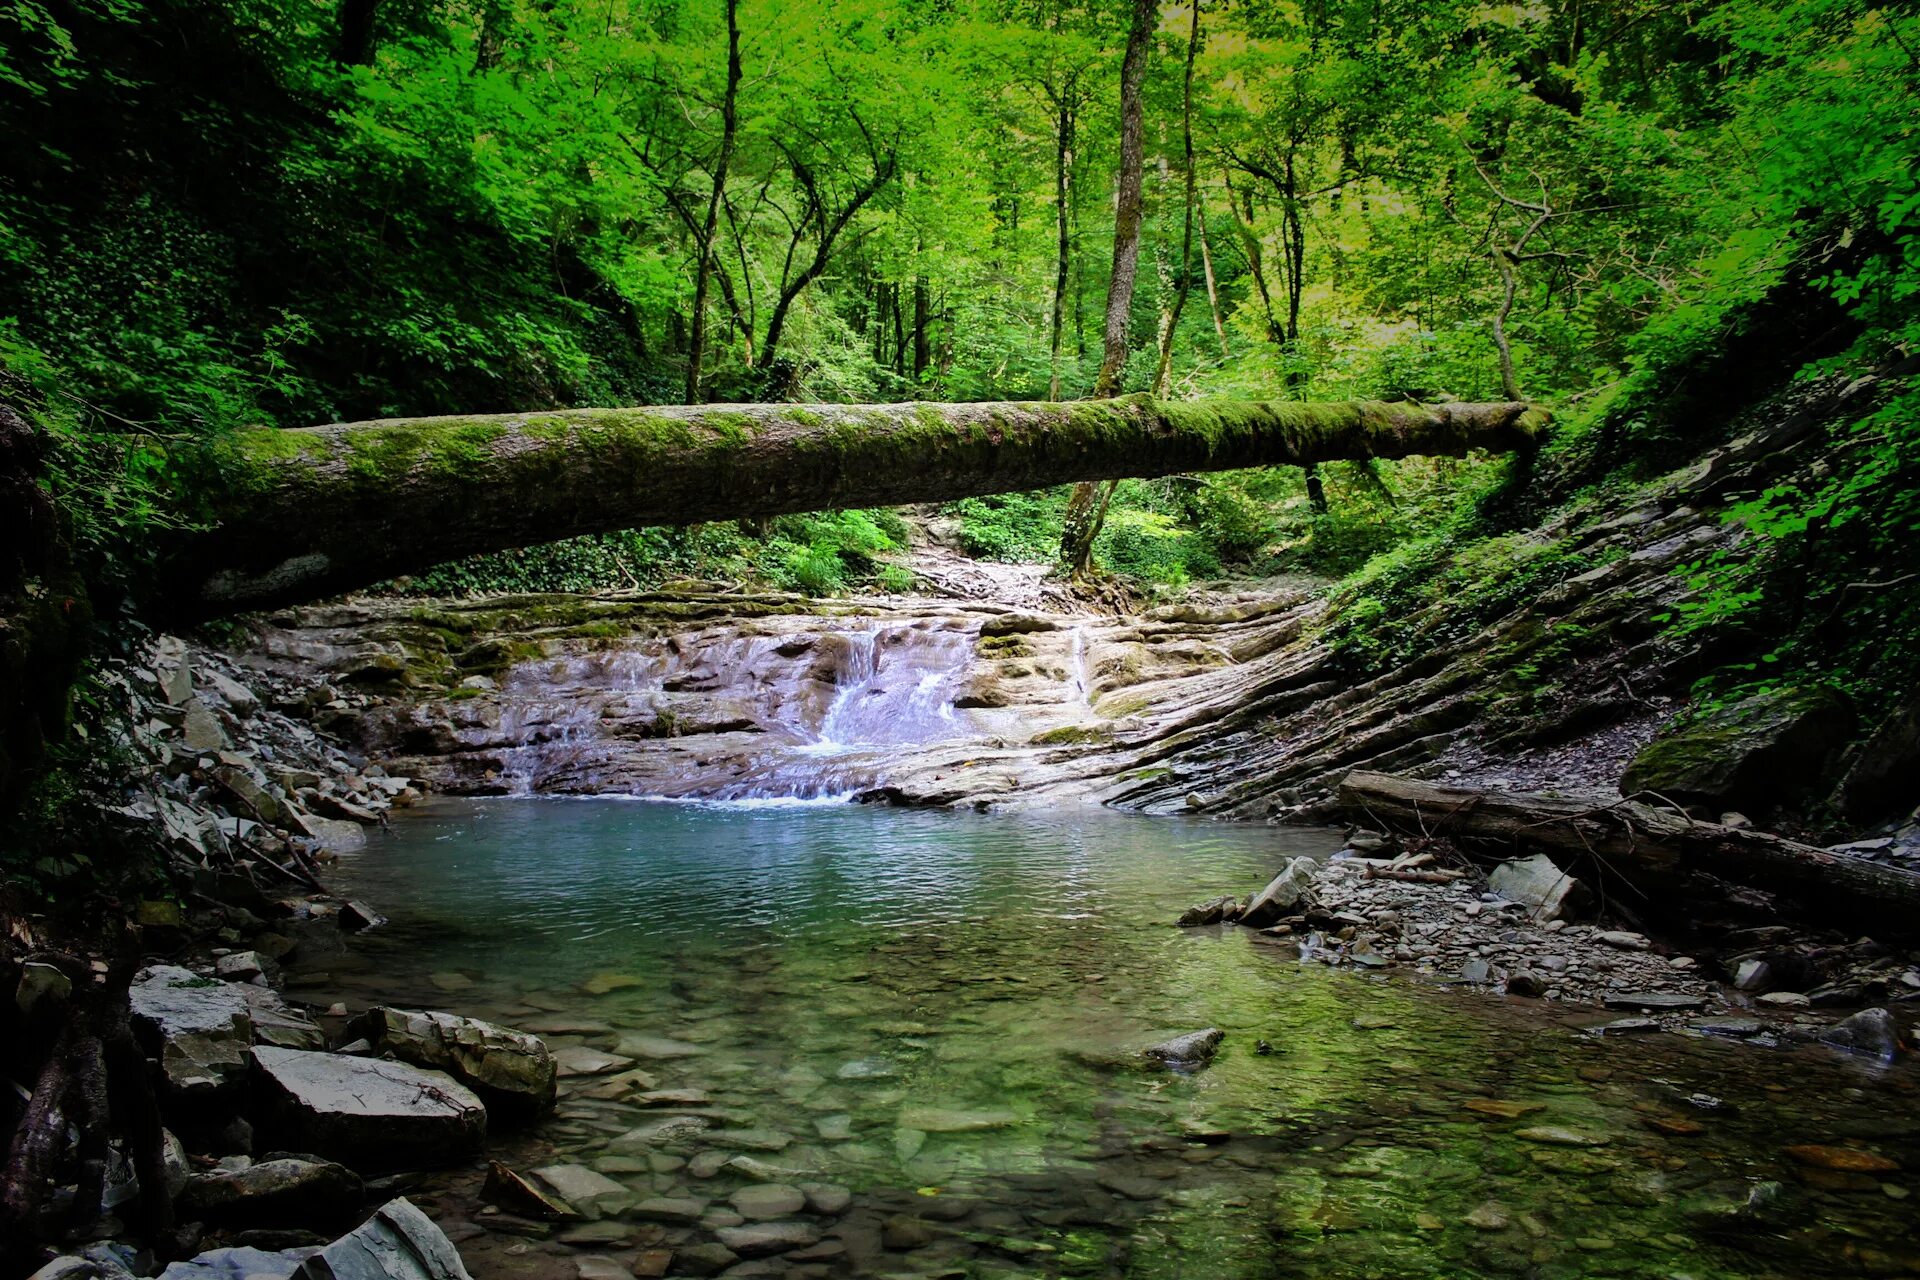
<box><xmin>290</xmin><ymin>797</ymin><xmax>1918</xmax><ymax>1280</ymax></box>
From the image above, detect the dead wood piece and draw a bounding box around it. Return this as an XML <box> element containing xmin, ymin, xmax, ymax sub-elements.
<box><xmin>1335</xmin><ymin>769</ymin><xmax>1920</xmax><ymax>934</ymax></box>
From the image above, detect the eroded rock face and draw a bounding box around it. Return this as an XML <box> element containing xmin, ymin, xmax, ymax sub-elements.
<box><xmin>1622</xmin><ymin>686</ymin><xmax>1857</xmax><ymax>812</ymax></box>
<box><xmin>363</xmin><ymin>1007</ymin><xmax>555</xmax><ymax>1117</ymax></box>
<box><xmin>130</xmin><ymin>965</ymin><xmax>254</xmax><ymax>1099</ymax></box>
<box><xmin>251</xmin><ymin>1047</ymin><xmax>486</xmax><ymax>1171</ymax></box>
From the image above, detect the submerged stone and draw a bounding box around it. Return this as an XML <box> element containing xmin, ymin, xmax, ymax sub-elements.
<box><xmin>1144</xmin><ymin>1028</ymin><xmax>1223</xmax><ymax>1069</ymax></box>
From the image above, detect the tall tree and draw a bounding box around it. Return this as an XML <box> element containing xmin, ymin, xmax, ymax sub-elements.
<box><xmin>1150</xmin><ymin>0</ymin><xmax>1203</xmax><ymax>398</ymax></box>
<box><xmin>1059</xmin><ymin>0</ymin><xmax>1155</xmax><ymax>580</ymax></box>
<box><xmin>685</xmin><ymin>0</ymin><xmax>743</xmax><ymax>404</ymax></box>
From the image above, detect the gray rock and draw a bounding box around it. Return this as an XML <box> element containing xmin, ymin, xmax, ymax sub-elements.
<box><xmin>1457</xmin><ymin>959</ymin><xmax>1492</xmax><ymax>984</ymax></box>
<box><xmin>183</xmin><ymin>1157</ymin><xmax>363</xmax><ymax>1226</ymax></box>
<box><xmin>801</xmin><ymin>1183</ymin><xmax>852</xmax><ymax>1215</ymax></box>
<box><xmin>669</xmin><ymin>1244</ymin><xmax>737</xmax><ymax>1277</ymax></box>
<box><xmin>363</xmin><ymin>1008</ymin><xmax>555</xmax><ymax>1117</ymax></box>
<box><xmin>130</xmin><ymin>965</ymin><xmax>254</xmax><ymax>1098</ymax></box>
<box><xmin>1595</xmin><ymin>930</ymin><xmax>1651</xmax><ymax>950</ymax></box>
<box><xmin>252</xmin><ymin>1047</ymin><xmax>486</xmax><ymax>1171</ymax></box>
<box><xmin>1144</xmin><ymin>1028</ymin><xmax>1223</xmax><ymax>1069</ymax></box>
<box><xmin>715</xmin><ymin>1222</ymin><xmax>819</xmax><ymax>1257</ymax></box>
<box><xmin>1690</xmin><ymin>1016</ymin><xmax>1766</xmax><ymax>1039</ymax></box>
<box><xmin>1487</xmin><ymin>854</ymin><xmax>1584</xmax><ymax>922</ymax></box>
<box><xmin>1602</xmin><ymin>992</ymin><xmax>1706</xmax><ymax>1011</ymax></box>
<box><xmin>1819</xmin><ymin>1007</ymin><xmax>1902</xmax><ymax>1063</ymax></box>
<box><xmin>290</xmin><ymin>1198</ymin><xmax>472</xmax><ymax>1280</ymax></box>
<box><xmin>159</xmin><ymin>1247</ymin><xmax>319</xmax><ymax>1280</ymax></box>
<box><xmin>1175</xmin><ymin>896</ymin><xmax>1240</xmax><ymax>927</ymax></box>
<box><xmin>529</xmin><ymin>1166</ymin><xmax>631</xmax><ymax>1220</ymax></box>
<box><xmin>731</xmin><ymin>1185</ymin><xmax>806</xmax><ymax>1219</ymax></box>
<box><xmin>1590</xmin><ymin>1017</ymin><xmax>1662</xmax><ymax>1036</ymax></box>
<box><xmin>629</xmin><ymin>1197</ymin><xmax>705</xmax><ymax>1225</ymax></box>
<box><xmin>1240</xmin><ymin>859</ymin><xmax>1317</xmax><ymax>928</ymax></box>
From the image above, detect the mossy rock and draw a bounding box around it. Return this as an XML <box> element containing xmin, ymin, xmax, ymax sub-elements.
<box><xmin>1622</xmin><ymin>686</ymin><xmax>1857</xmax><ymax>813</ymax></box>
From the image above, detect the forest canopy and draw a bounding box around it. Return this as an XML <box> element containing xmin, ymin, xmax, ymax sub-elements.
<box><xmin>0</xmin><ymin>0</ymin><xmax>1914</xmax><ymax>600</ymax></box>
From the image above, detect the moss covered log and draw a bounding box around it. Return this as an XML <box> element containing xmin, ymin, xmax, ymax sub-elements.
<box><xmin>170</xmin><ymin>395</ymin><xmax>1547</xmax><ymax>616</ymax></box>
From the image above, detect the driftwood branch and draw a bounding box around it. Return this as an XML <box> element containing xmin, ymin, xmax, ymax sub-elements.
<box><xmin>1336</xmin><ymin>770</ymin><xmax>1920</xmax><ymax>934</ymax></box>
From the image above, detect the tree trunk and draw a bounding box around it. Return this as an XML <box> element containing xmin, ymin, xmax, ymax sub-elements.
<box><xmin>1062</xmin><ymin>0</ymin><xmax>1156</xmax><ymax>579</ymax></box>
<box><xmin>913</xmin><ymin>277</ymin><xmax>931</xmax><ymax>380</ymax></box>
<box><xmin>684</xmin><ymin>0</ymin><xmax>742</xmax><ymax>405</ymax></box>
<box><xmin>1196</xmin><ymin>193</ymin><xmax>1229</xmax><ymax>359</ymax></box>
<box><xmin>1334</xmin><ymin>771</ymin><xmax>1920</xmax><ymax>934</ymax></box>
<box><xmin>1047</xmin><ymin>87</ymin><xmax>1077</xmax><ymax>401</ymax></box>
<box><xmin>1150</xmin><ymin>0</ymin><xmax>1203</xmax><ymax>400</ymax></box>
<box><xmin>172</xmin><ymin>398</ymin><xmax>1546</xmax><ymax>617</ymax></box>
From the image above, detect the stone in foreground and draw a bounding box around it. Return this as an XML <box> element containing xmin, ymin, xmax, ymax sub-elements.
<box><xmin>291</xmin><ymin>1198</ymin><xmax>473</xmax><ymax>1280</ymax></box>
<box><xmin>363</xmin><ymin>1007</ymin><xmax>556</xmax><ymax>1117</ymax></box>
<box><xmin>130</xmin><ymin>965</ymin><xmax>254</xmax><ymax>1099</ymax></box>
<box><xmin>252</xmin><ymin>1046</ymin><xmax>486</xmax><ymax>1171</ymax></box>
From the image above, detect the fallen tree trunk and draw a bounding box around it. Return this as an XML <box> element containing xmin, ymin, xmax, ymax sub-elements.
<box><xmin>167</xmin><ymin>396</ymin><xmax>1545</xmax><ymax>617</ymax></box>
<box><xmin>1336</xmin><ymin>770</ymin><xmax>1920</xmax><ymax>935</ymax></box>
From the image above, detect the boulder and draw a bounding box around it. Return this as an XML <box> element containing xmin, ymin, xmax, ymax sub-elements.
<box><xmin>1622</xmin><ymin>686</ymin><xmax>1857</xmax><ymax>812</ymax></box>
<box><xmin>1818</xmin><ymin>1007</ymin><xmax>1902</xmax><ymax>1063</ymax></box>
<box><xmin>1487</xmin><ymin>853</ymin><xmax>1584</xmax><ymax>922</ymax></box>
<box><xmin>1832</xmin><ymin>690</ymin><xmax>1920</xmax><ymax>821</ymax></box>
<box><xmin>252</xmin><ymin>1047</ymin><xmax>486</xmax><ymax>1171</ymax></box>
<box><xmin>130</xmin><ymin>965</ymin><xmax>254</xmax><ymax>1098</ymax></box>
<box><xmin>182</xmin><ymin>1157</ymin><xmax>364</xmax><ymax>1227</ymax></box>
<box><xmin>1239</xmin><ymin>858</ymin><xmax>1317</xmax><ymax>928</ymax></box>
<box><xmin>1144</xmin><ymin>1028</ymin><xmax>1223</xmax><ymax>1070</ymax></box>
<box><xmin>291</xmin><ymin>1198</ymin><xmax>473</xmax><ymax>1280</ymax></box>
<box><xmin>362</xmin><ymin>1008</ymin><xmax>555</xmax><ymax>1117</ymax></box>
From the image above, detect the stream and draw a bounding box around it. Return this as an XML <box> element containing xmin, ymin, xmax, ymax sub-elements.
<box><xmin>294</xmin><ymin>798</ymin><xmax>1919</xmax><ymax>1280</ymax></box>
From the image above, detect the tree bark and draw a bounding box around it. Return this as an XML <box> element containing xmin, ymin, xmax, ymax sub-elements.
<box><xmin>1062</xmin><ymin>0</ymin><xmax>1156</xmax><ymax>580</ymax></box>
<box><xmin>171</xmin><ymin>398</ymin><xmax>1546</xmax><ymax>617</ymax></box>
<box><xmin>684</xmin><ymin>0</ymin><xmax>742</xmax><ymax>405</ymax></box>
<box><xmin>1335</xmin><ymin>770</ymin><xmax>1920</xmax><ymax>934</ymax></box>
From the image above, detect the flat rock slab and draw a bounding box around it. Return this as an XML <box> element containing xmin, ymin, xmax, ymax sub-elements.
<box><xmin>614</xmin><ymin>1035</ymin><xmax>707</xmax><ymax>1060</ymax></box>
<box><xmin>253</xmin><ymin>1047</ymin><xmax>485</xmax><ymax>1171</ymax></box>
<box><xmin>131</xmin><ymin>965</ymin><xmax>254</xmax><ymax>1098</ymax></box>
<box><xmin>551</xmin><ymin>1047</ymin><xmax>633</xmax><ymax>1077</ymax></box>
<box><xmin>530</xmin><ymin>1166</ymin><xmax>631</xmax><ymax>1220</ymax></box>
<box><xmin>1602</xmin><ymin>992</ymin><xmax>1706</xmax><ymax>1011</ymax></box>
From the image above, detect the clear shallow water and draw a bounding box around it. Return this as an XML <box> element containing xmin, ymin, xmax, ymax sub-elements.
<box><xmin>301</xmin><ymin>799</ymin><xmax>1920</xmax><ymax>1280</ymax></box>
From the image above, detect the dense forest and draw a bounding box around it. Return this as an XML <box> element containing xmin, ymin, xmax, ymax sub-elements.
<box><xmin>3</xmin><ymin>0</ymin><xmax>1913</xmax><ymax>607</ymax></box>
